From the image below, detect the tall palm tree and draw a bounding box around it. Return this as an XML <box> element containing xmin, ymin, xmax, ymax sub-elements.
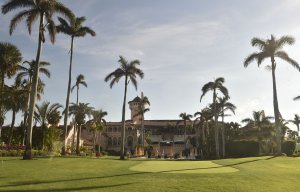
<box><xmin>177</xmin><ymin>113</ymin><xmax>193</xmax><ymax>150</ymax></box>
<box><xmin>35</xmin><ymin>101</ymin><xmax>62</xmax><ymax>150</ymax></box>
<box><xmin>135</xmin><ymin>94</ymin><xmax>150</xmax><ymax>148</ymax></box>
<box><xmin>200</xmin><ymin>77</ymin><xmax>228</xmax><ymax>159</ymax></box>
<box><xmin>215</xmin><ymin>96</ymin><xmax>236</xmax><ymax>158</ymax></box>
<box><xmin>89</xmin><ymin>109</ymin><xmax>107</xmax><ymax>153</ymax></box>
<box><xmin>69</xmin><ymin>102</ymin><xmax>93</xmax><ymax>155</ymax></box>
<box><xmin>71</xmin><ymin>74</ymin><xmax>87</xmax><ymax>105</ymax></box>
<box><xmin>56</xmin><ymin>15</ymin><xmax>96</xmax><ymax>155</ymax></box>
<box><xmin>242</xmin><ymin>110</ymin><xmax>273</xmax><ymax>154</ymax></box>
<box><xmin>0</xmin><ymin>42</ymin><xmax>22</xmax><ymax>140</ymax></box>
<box><xmin>244</xmin><ymin>35</ymin><xmax>300</xmax><ymax>155</ymax></box>
<box><xmin>104</xmin><ymin>56</ymin><xmax>144</xmax><ymax>160</ymax></box>
<box><xmin>2</xmin><ymin>0</ymin><xmax>73</xmax><ymax>159</ymax></box>
<box><xmin>16</xmin><ymin>60</ymin><xmax>50</xmax><ymax>136</ymax></box>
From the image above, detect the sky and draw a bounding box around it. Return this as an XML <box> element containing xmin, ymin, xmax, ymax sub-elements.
<box><xmin>1</xmin><ymin>0</ymin><xmax>300</xmax><ymax>130</ymax></box>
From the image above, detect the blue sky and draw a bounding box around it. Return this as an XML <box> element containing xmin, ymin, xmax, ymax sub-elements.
<box><xmin>2</xmin><ymin>0</ymin><xmax>300</xmax><ymax>130</ymax></box>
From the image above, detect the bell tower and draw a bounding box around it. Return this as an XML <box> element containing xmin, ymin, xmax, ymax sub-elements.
<box><xmin>128</xmin><ymin>94</ymin><xmax>142</xmax><ymax>124</ymax></box>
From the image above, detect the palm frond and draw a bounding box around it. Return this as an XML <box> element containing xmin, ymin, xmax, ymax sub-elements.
<box><xmin>275</xmin><ymin>51</ymin><xmax>300</xmax><ymax>70</ymax></box>
<box><xmin>1</xmin><ymin>0</ymin><xmax>34</xmax><ymax>14</ymax></box>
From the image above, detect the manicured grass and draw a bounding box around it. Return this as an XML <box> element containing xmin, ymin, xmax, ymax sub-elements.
<box><xmin>0</xmin><ymin>156</ymin><xmax>299</xmax><ymax>192</ymax></box>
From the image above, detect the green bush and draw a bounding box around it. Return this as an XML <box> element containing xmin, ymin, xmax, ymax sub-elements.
<box><xmin>282</xmin><ymin>141</ymin><xmax>296</xmax><ymax>156</ymax></box>
<box><xmin>226</xmin><ymin>140</ymin><xmax>259</xmax><ymax>157</ymax></box>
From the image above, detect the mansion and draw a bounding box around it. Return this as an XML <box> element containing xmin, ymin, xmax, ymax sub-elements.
<box><xmin>66</xmin><ymin>95</ymin><xmax>198</xmax><ymax>157</ymax></box>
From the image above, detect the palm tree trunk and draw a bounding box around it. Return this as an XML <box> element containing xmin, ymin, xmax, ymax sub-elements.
<box><xmin>41</xmin><ymin>124</ymin><xmax>46</xmax><ymax>150</ymax></box>
<box><xmin>222</xmin><ymin>111</ymin><xmax>225</xmax><ymax>158</ymax></box>
<box><xmin>141</xmin><ymin>114</ymin><xmax>145</xmax><ymax>148</ymax></box>
<box><xmin>184</xmin><ymin>122</ymin><xmax>187</xmax><ymax>150</ymax></box>
<box><xmin>120</xmin><ymin>76</ymin><xmax>128</xmax><ymax>160</ymax></box>
<box><xmin>63</xmin><ymin>36</ymin><xmax>74</xmax><ymax>155</ymax></box>
<box><xmin>271</xmin><ymin>59</ymin><xmax>282</xmax><ymax>155</ymax></box>
<box><xmin>8</xmin><ymin>109</ymin><xmax>16</xmax><ymax>145</ymax></box>
<box><xmin>0</xmin><ymin>71</ymin><xmax>5</xmax><ymax>140</ymax></box>
<box><xmin>213</xmin><ymin>89</ymin><xmax>220</xmax><ymax>159</ymax></box>
<box><xmin>76</xmin><ymin>86</ymin><xmax>79</xmax><ymax>105</ymax></box>
<box><xmin>98</xmin><ymin>131</ymin><xmax>101</xmax><ymax>153</ymax></box>
<box><xmin>23</xmin><ymin>13</ymin><xmax>44</xmax><ymax>160</ymax></box>
<box><xmin>22</xmin><ymin>77</ymin><xmax>31</xmax><ymax>145</ymax></box>
<box><xmin>76</xmin><ymin>124</ymin><xmax>81</xmax><ymax>155</ymax></box>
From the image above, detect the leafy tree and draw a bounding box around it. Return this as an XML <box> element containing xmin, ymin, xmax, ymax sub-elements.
<box><xmin>35</xmin><ymin>101</ymin><xmax>62</xmax><ymax>149</ymax></box>
<box><xmin>0</xmin><ymin>42</ymin><xmax>22</xmax><ymax>140</ymax></box>
<box><xmin>289</xmin><ymin>114</ymin><xmax>300</xmax><ymax>139</ymax></box>
<box><xmin>244</xmin><ymin>35</ymin><xmax>300</xmax><ymax>155</ymax></box>
<box><xmin>200</xmin><ymin>77</ymin><xmax>228</xmax><ymax>159</ymax></box>
<box><xmin>69</xmin><ymin>103</ymin><xmax>93</xmax><ymax>155</ymax></box>
<box><xmin>2</xmin><ymin>0</ymin><xmax>73</xmax><ymax>159</ymax></box>
<box><xmin>56</xmin><ymin>15</ymin><xmax>95</xmax><ymax>154</ymax></box>
<box><xmin>104</xmin><ymin>56</ymin><xmax>144</xmax><ymax>160</ymax></box>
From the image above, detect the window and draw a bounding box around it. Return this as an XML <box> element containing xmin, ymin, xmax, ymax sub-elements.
<box><xmin>127</xmin><ymin>136</ymin><xmax>133</xmax><ymax>147</ymax></box>
<box><xmin>113</xmin><ymin>127</ymin><xmax>117</xmax><ymax>132</ymax></box>
<box><xmin>108</xmin><ymin>137</ymin><xmax>112</xmax><ymax>146</ymax></box>
<box><xmin>113</xmin><ymin>137</ymin><xmax>117</xmax><ymax>146</ymax></box>
<box><xmin>108</xmin><ymin>127</ymin><xmax>112</xmax><ymax>132</ymax></box>
<box><xmin>118</xmin><ymin>137</ymin><xmax>121</xmax><ymax>145</ymax></box>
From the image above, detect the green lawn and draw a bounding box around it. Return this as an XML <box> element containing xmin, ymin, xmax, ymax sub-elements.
<box><xmin>0</xmin><ymin>156</ymin><xmax>299</xmax><ymax>192</ymax></box>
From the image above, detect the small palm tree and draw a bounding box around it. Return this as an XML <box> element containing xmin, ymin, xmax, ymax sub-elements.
<box><xmin>69</xmin><ymin>102</ymin><xmax>94</xmax><ymax>155</ymax></box>
<box><xmin>289</xmin><ymin>114</ymin><xmax>300</xmax><ymax>137</ymax></box>
<box><xmin>71</xmin><ymin>74</ymin><xmax>87</xmax><ymax>105</ymax></box>
<box><xmin>215</xmin><ymin>96</ymin><xmax>236</xmax><ymax>158</ymax></box>
<box><xmin>244</xmin><ymin>35</ymin><xmax>300</xmax><ymax>155</ymax></box>
<box><xmin>2</xmin><ymin>0</ymin><xmax>73</xmax><ymax>159</ymax></box>
<box><xmin>104</xmin><ymin>56</ymin><xmax>144</xmax><ymax>160</ymax></box>
<box><xmin>35</xmin><ymin>101</ymin><xmax>62</xmax><ymax>150</ymax></box>
<box><xmin>16</xmin><ymin>60</ymin><xmax>50</xmax><ymax>133</ymax></box>
<box><xmin>0</xmin><ymin>42</ymin><xmax>22</xmax><ymax>141</ymax></box>
<box><xmin>177</xmin><ymin>113</ymin><xmax>193</xmax><ymax>150</ymax></box>
<box><xmin>242</xmin><ymin>110</ymin><xmax>273</xmax><ymax>154</ymax></box>
<box><xmin>87</xmin><ymin>109</ymin><xmax>107</xmax><ymax>153</ymax></box>
<box><xmin>135</xmin><ymin>94</ymin><xmax>150</xmax><ymax>148</ymax></box>
<box><xmin>56</xmin><ymin>15</ymin><xmax>96</xmax><ymax>155</ymax></box>
<box><xmin>200</xmin><ymin>77</ymin><xmax>228</xmax><ymax>159</ymax></box>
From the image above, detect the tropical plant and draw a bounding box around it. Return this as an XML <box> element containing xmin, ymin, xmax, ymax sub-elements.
<box><xmin>289</xmin><ymin>114</ymin><xmax>300</xmax><ymax>136</ymax></box>
<box><xmin>242</xmin><ymin>110</ymin><xmax>273</xmax><ymax>154</ymax></box>
<box><xmin>215</xmin><ymin>96</ymin><xmax>236</xmax><ymax>158</ymax></box>
<box><xmin>0</xmin><ymin>42</ymin><xmax>22</xmax><ymax>141</ymax></box>
<box><xmin>71</xmin><ymin>74</ymin><xmax>87</xmax><ymax>105</ymax></box>
<box><xmin>244</xmin><ymin>35</ymin><xmax>300</xmax><ymax>155</ymax></box>
<box><xmin>35</xmin><ymin>102</ymin><xmax>62</xmax><ymax>149</ymax></box>
<box><xmin>104</xmin><ymin>56</ymin><xmax>144</xmax><ymax>159</ymax></box>
<box><xmin>200</xmin><ymin>77</ymin><xmax>228</xmax><ymax>159</ymax></box>
<box><xmin>68</xmin><ymin>103</ymin><xmax>93</xmax><ymax>155</ymax></box>
<box><xmin>2</xmin><ymin>0</ymin><xmax>73</xmax><ymax>159</ymax></box>
<box><xmin>86</xmin><ymin>109</ymin><xmax>107</xmax><ymax>153</ymax></box>
<box><xmin>56</xmin><ymin>15</ymin><xmax>95</xmax><ymax>155</ymax></box>
<box><xmin>16</xmin><ymin>60</ymin><xmax>50</xmax><ymax>136</ymax></box>
<box><xmin>177</xmin><ymin>113</ymin><xmax>193</xmax><ymax>150</ymax></box>
<box><xmin>135</xmin><ymin>94</ymin><xmax>150</xmax><ymax>148</ymax></box>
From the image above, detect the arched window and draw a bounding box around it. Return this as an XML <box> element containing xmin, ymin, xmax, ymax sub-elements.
<box><xmin>108</xmin><ymin>137</ymin><xmax>112</xmax><ymax>146</ymax></box>
<box><xmin>118</xmin><ymin>127</ymin><xmax>121</xmax><ymax>132</ymax></box>
<box><xmin>113</xmin><ymin>127</ymin><xmax>117</xmax><ymax>132</ymax></box>
<box><xmin>113</xmin><ymin>137</ymin><xmax>117</xmax><ymax>146</ymax></box>
<box><xmin>128</xmin><ymin>127</ymin><xmax>133</xmax><ymax>132</ymax></box>
<box><xmin>108</xmin><ymin>127</ymin><xmax>112</xmax><ymax>132</ymax></box>
<box><xmin>118</xmin><ymin>137</ymin><xmax>121</xmax><ymax>145</ymax></box>
<box><xmin>127</xmin><ymin>136</ymin><xmax>133</xmax><ymax>147</ymax></box>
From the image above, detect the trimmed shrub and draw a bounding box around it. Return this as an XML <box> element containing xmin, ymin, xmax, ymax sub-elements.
<box><xmin>226</xmin><ymin>140</ymin><xmax>259</xmax><ymax>157</ymax></box>
<box><xmin>282</xmin><ymin>140</ymin><xmax>296</xmax><ymax>156</ymax></box>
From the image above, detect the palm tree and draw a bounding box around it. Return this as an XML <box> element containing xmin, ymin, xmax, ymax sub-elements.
<box><xmin>5</xmin><ymin>82</ymin><xmax>27</xmax><ymax>144</ymax></box>
<box><xmin>35</xmin><ymin>101</ymin><xmax>62</xmax><ymax>150</ymax></box>
<box><xmin>0</xmin><ymin>42</ymin><xmax>22</xmax><ymax>140</ymax></box>
<box><xmin>242</xmin><ymin>110</ymin><xmax>273</xmax><ymax>154</ymax></box>
<box><xmin>135</xmin><ymin>94</ymin><xmax>150</xmax><ymax>148</ymax></box>
<box><xmin>289</xmin><ymin>114</ymin><xmax>300</xmax><ymax>136</ymax></box>
<box><xmin>104</xmin><ymin>56</ymin><xmax>144</xmax><ymax>160</ymax></box>
<box><xmin>2</xmin><ymin>0</ymin><xmax>73</xmax><ymax>159</ymax></box>
<box><xmin>200</xmin><ymin>77</ymin><xmax>228</xmax><ymax>159</ymax></box>
<box><xmin>69</xmin><ymin>102</ymin><xmax>94</xmax><ymax>155</ymax></box>
<box><xmin>88</xmin><ymin>109</ymin><xmax>107</xmax><ymax>153</ymax></box>
<box><xmin>71</xmin><ymin>74</ymin><xmax>87</xmax><ymax>105</ymax></box>
<box><xmin>244</xmin><ymin>35</ymin><xmax>300</xmax><ymax>155</ymax></box>
<box><xmin>215</xmin><ymin>96</ymin><xmax>236</xmax><ymax>158</ymax></box>
<box><xmin>16</xmin><ymin>60</ymin><xmax>50</xmax><ymax>136</ymax></box>
<box><xmin>177</xmin><ymin>113</ymin><xmax>193</xmax><ymax>151</ymax></box>
<box><xmin>56</xmin><ymin>15</ymin><xmax>96</xmax><ymax>155</ymax></box>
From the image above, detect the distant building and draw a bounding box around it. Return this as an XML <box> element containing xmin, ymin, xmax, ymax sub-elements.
<box><xmin>66</xmin><ymin>95</ymin><xmax>198</xmax><ymax>157</ymax></box>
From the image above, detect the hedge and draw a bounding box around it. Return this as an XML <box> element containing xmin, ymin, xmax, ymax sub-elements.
<box><xmin>226</xmin><ymin>140</ymin><xmax>259</xmax><ymax>157</ymax></box>
<box><xmin>282</xmin><ymin>140</ymin><xmax>296</xmax><ymax>156</ymax></box>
